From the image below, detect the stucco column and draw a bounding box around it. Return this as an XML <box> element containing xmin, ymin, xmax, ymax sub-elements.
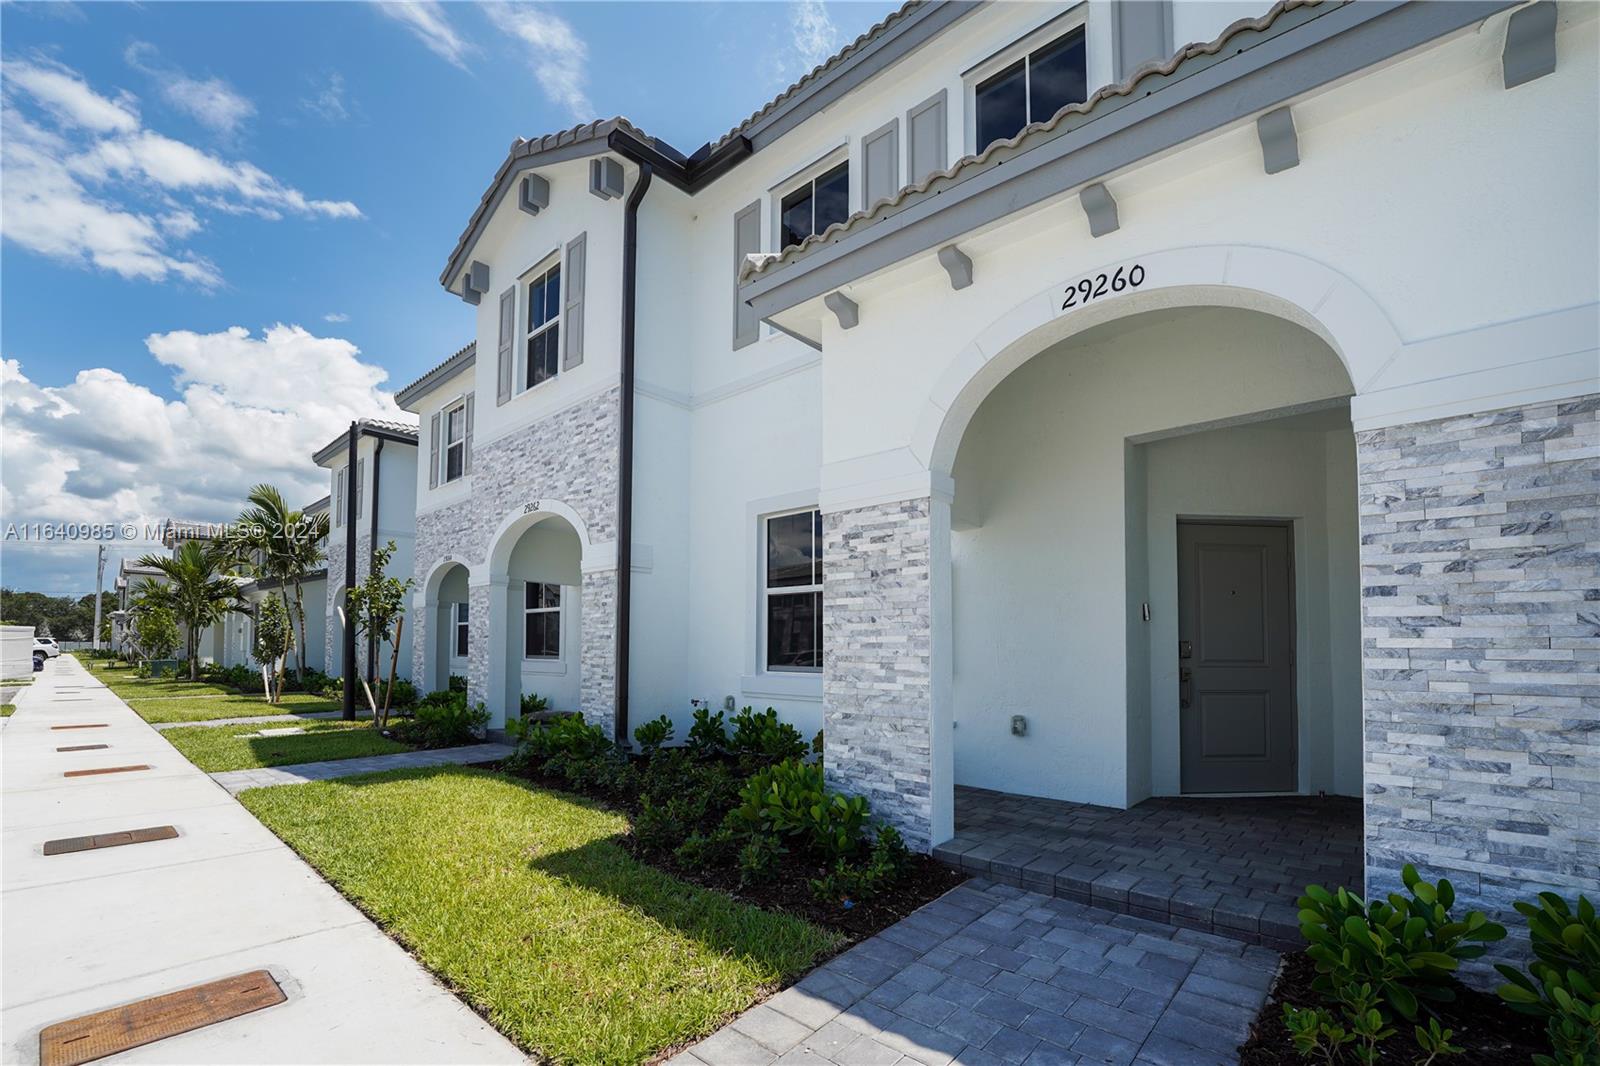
<box><xmin>468</xmin><ymin>576</ymin><xmax>509</xmax><ymax>730</ymax></box>
<box><xmin>579</xmin><ymin>566</ymin><xmax>617</xmax><ymax>738</ymax></box>
<box><xmin>1356</xmin><ymin>394</ymin><xmax>1598</xmax><ymax>978</ymax></box>
<box><xmin>821</xmin><ymin>495</ymin><xmax>954</xmax><ymax>852</ymax></box>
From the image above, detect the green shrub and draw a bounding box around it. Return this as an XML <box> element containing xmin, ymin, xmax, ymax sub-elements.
<box><xmin>521</xmin><ymin>715</ymin><xmax>611</xmax><ymax>762</ymax></box>
<box><xmin>388</xmin><ymin>692</ymin><xmax>488</xmax><ymax>749</ymax></box>
<box><xmin>200</xmin><ymin>662</ymin><xmax>259</xmax><ymax>692</ymax></box>
<box><xmin>686</xmin><ymin>706</ymin><xmax>728</xmax><ymax>756</ymax></box>
<box><xmin>674</xmin><ymin>827</ymin><xmax>737</xmax><ymax>868</ymax></box>
<box><xmin>520</xmin><ymin>692</ymin><xmax>549</xmax><ymax>717</ymax></box>
<box><xmin>809</xmin><ymin>826</ymin><xmax>911</xmax><ymax>904</ymax></box>
<box><xmin>635</xmin><ymin>794</ymin><xmax>707</xmax><ymax>854</ymax></box>
<box><xmin>632</xmin><ymin>714</ymin><xmax>674</xmax><ymax>755</ymax></box>
<box><xmin>386</xmin><ymin>678</ymin><xmax>418</xmax><ymax>709</ymax></box>
<box><xmin>725</xmin><ymin>758</ymin><xmax>869</xmax><ymax>862</ymax></box>
<box><xmin>283</xmin><ymin>668</ymin><xmax>333</xmax><ymax>694</ymax></box>
<box><xmin>1497</xmin><ymin>893</ymin><xmax>1600</xmax><ymax>1066</ymax></box>
<box><xmin>737</xmin><ymin>835</ymin><xmax>783</xmax><ymax>886</ymax></box>
<box><xmin>729</xmin><ymin>706</ymin><xmax>808</xmax><ymax>766</ymax></box>
<box><xmin>448</xmin><ymin>673</ymin><xmax>467</xmax><ymax>693</ymax></box>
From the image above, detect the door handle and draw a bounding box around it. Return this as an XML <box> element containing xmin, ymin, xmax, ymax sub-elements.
<box><xmin>1179</xmin><ymin>667</ymin><xmax>1192</xmax><ymax>709</ymax></box>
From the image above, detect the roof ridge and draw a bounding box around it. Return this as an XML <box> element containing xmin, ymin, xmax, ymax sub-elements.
<box><xmin>742</xmin><ymin>0</ymin><xmax>1322</xmax><ymax>282</ymax></box>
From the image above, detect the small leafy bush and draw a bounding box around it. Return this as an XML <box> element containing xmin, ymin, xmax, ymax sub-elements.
<box><xmin>729</xmin><ymin>706</ymin><xmax>809</xmax><ymax>767</ymax></box>
<box><xmin>521</xmin><ymin>715</ymin><xmax>611</xmax><ymax>762</ymax></box>
<box><xmin>448</xmin><ymin>673</ymin><xmax>467</xmax><ymax>693</ymax></box>
<box><xmin>283</xmin><ymin>668</ymin><xmax>333</xmax><ymax>694</ymax></box>
<box><xmin>1497</xmin><ymin>893</ymin><xmax>1600</xmax><ymax>1066</ymax></box>
<box><xmin>737</xmin><ymin>835</ymin><xmax>784</xmax><ymax>886</ymax></box>
<box><xmin>686</xmin><ymin>705</ymin><xmax>728</xmax><ymax>756</ymax></box>
<box><xmin>520</xmin><ymin>692</ymin><xmax>550</xmax><ymax>717</ymax></box>
<box><xmin>633</xmin><ymin>715</ymin><xmax>674</xmax><ymax>755</ymax></box>
<box><xmin>635</xmin><ymin>794</ymin><xmax>708</xmax><ymax>854</ymax></box>
<box><xmin>385</xmin><ymin>678</ymin><xmax>418</xmax><ymax>709</ymax></box>
<box><xmin>809</xmin><ymin>826</ymin><xmax>911</xmax><ymax>904</ymax></box>
<box><xmin>389</xmin><ymin>693</ymin><xmax>489</xmax><ymax>749</ymax></box>
<box><xmin>725</xmin><ymin>758</ymin><xmax>869</xmax><ymax>862</ymax></box>
<box><xmin>674</xmin><ymin>827</ymin><xmax>737</xmax><ymax>868</ymax></box>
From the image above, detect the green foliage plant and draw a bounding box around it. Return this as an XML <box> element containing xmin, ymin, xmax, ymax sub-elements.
<box><xmin>1497</xmin><ymin>893</ymin><xmax>1600</xmax><ymax>1066</ymax></box>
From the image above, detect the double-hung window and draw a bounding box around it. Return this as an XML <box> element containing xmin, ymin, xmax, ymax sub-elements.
<box><xmin>778</xmin><ymin>162</ymin><xmax>849</xmax><ymax>250</ymax></box>
<box><xmin>443</xmin><ymin>400</ymin><xmax>467</xmax><ymax>482</ymax></box>
<box><xmin>453</xmin><ymin>601</ymin><xmax>469</xmax><ymax>658</ymax></box>
<box><xmin>524</xmin><ymin>262</ymin><xmax>561</xmax><ymax>390</ymax></box>
<box><xmin>524</xmin><ymin>583</ymin><xmax>561</xmax><ymax>659</ymax></box>
<box><xmin>764</xmin><ymin>508</ymin><xmax>823</xmax><ymax>671</ymax></box>
<box><xmin>974</xmin><ymin>27</ymin><xmax>1086</xmax><ymax>153</ymax></box>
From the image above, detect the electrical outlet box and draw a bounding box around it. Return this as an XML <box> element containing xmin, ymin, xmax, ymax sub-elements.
<box><xmin>1011</xmin><ymin>715</ymin><xmax>1027</xmax><ymax>736</ymax></box>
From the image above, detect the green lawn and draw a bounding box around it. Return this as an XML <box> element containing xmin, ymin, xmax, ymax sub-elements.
<box><xmin>1</xmin><ymin>704</ymin><xmax>14</xmax><ymax>717</ymax></box>
<box><xmin>128</xmin><ymin>693</ymin><xmax>343</xmax><ymax>723</ymax></box>
<box><xmin>241</xmin><ymin>768</ymin><xmax>840</xmax><ymax>1065</ymax></box>
<box><xmin>103</xmin><ymin>676</ymin><xmax>236</xmax><ymax>698</ymax></box>
<box><xmin>162</xmin><ymin>719</ymin><xmax>409</xmax><ymax>771</ymax></box>
<box><xmin>1</xmin><ymin>677</ymin><xmax>33</xmax><ymax>685</ymax></box>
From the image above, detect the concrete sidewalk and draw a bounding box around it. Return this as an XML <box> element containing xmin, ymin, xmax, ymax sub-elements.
<box><xmin>209</xmin><ymin>743</ymin><xmax>515</xmax><ymax>795</ymax></box>
<box><xmin>1</xmin><ymin>655</ymin><xmax>525</xmax><ymax>1064</ymax></box>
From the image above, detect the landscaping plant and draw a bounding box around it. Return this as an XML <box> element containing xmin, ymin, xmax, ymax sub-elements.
<box><xmin>1497</xmin><ymin>893</ymin><xmax>1600</xmax><ymax>1066</ymax></box>
<box><xmin>729</xmin><ymin>705</ymin><xmax>809</xmax><ymax>767</ymax></box>
<box><xmin>519</xmin><ymin>691</ymin><xmax>550</xmax><ymax>717</ymax></box>
<box><xmin>132</xmin><ymin>602</ymin><xmax>180</xmax><ymax>662</ymax></box>
<box><xmin>231</xmin><ymin>483</ymin><xmax>327</xmax><ymax>679</ymax></box>
<box><xmin>251</xmin><ymin>595</ymin><xmax>294</xmax><ymax>704</ymax></box>
<box><xmin>686</xmin><ymin>704</ymin><xmax>729</xmax><ymax>756</ymax></box>
<box><xmin>389</xmin><ymin>689</ymin><xmax>489</xmax><ymax>748</ymax></box>
<box><xmin>343</xmin><ymin>540</ymin><xmax>415</xmax><ymax>727</ymax></box>
<box><xmin>134</xmin><ymin>541</ymin><xmax>247</xmax><ymax>680</ymax></box>
<box><xmin>1283</xmin><ymin>865</ymin><xmax>1507</xmax><ymax>1064</ymax></box>
<box><xmin>632</xmin><ymin>714</ymin><xmax>674</xmax><ymax>755</ymax></box>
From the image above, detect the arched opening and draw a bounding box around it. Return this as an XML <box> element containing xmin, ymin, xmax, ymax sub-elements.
<box><xmin>491</xmin><ymin>515</ymin><xmax>583</xmax><ymax>726</ymax></box>
<box><xmin>935</xmin><ymin>304</ymin><xmax>1364</xmax><ymax>925</ymax></box>
<box><xmin>420</xmin><ymin>561</ymin><xmax>470</xmax><ymax>694</ymax></box>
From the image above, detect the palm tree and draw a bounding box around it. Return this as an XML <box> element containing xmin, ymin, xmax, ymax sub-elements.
<box><xmin>135</xmin><ymin>541</ymin><xmax>247</xmax><ymax>680</ymax></box>
<box><xmin>233</xmin><ymin>484</ymin><xmax>329</xmax><ymax>677</ymax></box>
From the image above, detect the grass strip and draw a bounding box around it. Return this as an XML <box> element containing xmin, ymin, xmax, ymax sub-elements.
<box><xmin>241</xmin><ymin>767</ymin><xmax>840</xmax><ymax>1065</ymax></box>
<box><xmin>128</xmin><ymin>694</ymin><xmax>342</xmax><ymax>724</ymax></box>
<box><xmin>162</xmin><ymin>719</ymin><xmax>409</xmax><ymax>771</ymax></box>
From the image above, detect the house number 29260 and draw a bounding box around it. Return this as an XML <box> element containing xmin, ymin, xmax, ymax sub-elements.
<box><xmin>1061</xmin><ymin>263</ymin><xmax>1145</xmax><ymax>310</ymax></box>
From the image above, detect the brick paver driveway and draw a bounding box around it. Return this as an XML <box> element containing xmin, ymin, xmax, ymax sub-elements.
<box><xmin>673</xmin><ymin>878</ymin><xmax>1279</xmax><ymax>1066</ymax></box>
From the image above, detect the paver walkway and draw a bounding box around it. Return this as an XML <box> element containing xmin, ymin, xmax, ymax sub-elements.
<box><xmin>672</xmin><ymin>878</ymin><xmax>1280</xmax><ymax>1066</ymax></box>
<box><xmin>1</xmin><ymin>655</ymin><xmax>525</xmax><ymax>1064</ymax></box>
<box><xmin>209</xmin><ymin>742</ymin><xmax>515</xmax><ymax>794</ymax></box>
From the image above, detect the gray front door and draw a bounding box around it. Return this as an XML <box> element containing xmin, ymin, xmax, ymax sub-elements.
<box><xmin>1177</xmin><ymin>521</ymin><xmax>1296</xmax><ymax>793</ymax></box>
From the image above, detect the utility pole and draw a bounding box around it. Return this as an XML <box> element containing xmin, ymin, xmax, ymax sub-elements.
<box><xmin>92</xmin><ymin>544</ymin><xmax>106</xmax><ymax>650</ymax></box>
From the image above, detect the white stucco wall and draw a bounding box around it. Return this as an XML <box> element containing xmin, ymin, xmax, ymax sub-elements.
<box><xmin>1</xmin><ymin>625</ymin><xmax>35</xmax><ymax>679</ymax></box>
<box><xmin>948</xmin><ymin>307</ymin><xmax>1353</xmax><ymax>807</ymax></box>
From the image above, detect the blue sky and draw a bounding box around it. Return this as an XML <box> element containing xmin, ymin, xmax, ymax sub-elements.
<box><xmin>0</xmin><ymin>0</ymin><xmax>898</xmax><ymax>595</ymax></box>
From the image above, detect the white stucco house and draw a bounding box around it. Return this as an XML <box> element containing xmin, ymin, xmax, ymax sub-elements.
<box><xmin>385</xmin><ymin>0</ymin><xmax>1596</xmax><ymax>945</ymax></box>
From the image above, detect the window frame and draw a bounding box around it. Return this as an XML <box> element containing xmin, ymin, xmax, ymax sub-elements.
<box><xmin>453</xmin><ymin>601</ymin><xmax>469</xmax><ymax>659</ymax></box>
<box><xmin>518</xmin><ymin>253</ymin><xmax>563</xmax><ymax>394</ymax></box>
<box><xmin>963</xmin><ymin>7</ymin><xmax>1089</xmax><ymax>155</ymax></box>
<box><xmin>441</xmin><ymin>397</ymin><xmax>468</xmax><ymax>484</ymax></box>
<box><xmin>522</xmin><ymin>581</ymin><xmax>562</xmax><ymax>661</ymax></box>
<box><xmin>760</xmin><ymin>506</ymin><xmax>824</xmax><ymax>674</ymax></box>
<box><xmin>769</xmin><ymin>146</ymin><xmax>850</xmax><ymax>253</ymax></box>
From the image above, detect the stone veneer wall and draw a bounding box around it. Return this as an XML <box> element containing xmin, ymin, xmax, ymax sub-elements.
<box><xmin>324</xmin><ymin>530</ymin><xmax>370</xmax><ymax>679</ymax></box>
<box><xmin>822</xmin><ymin>497</ymin><xmax>938</xmax><ymax>850</ymax></box>
<box><xmin>410</xmin><ymin>385</ymin><xmax>620</xmax><ymax>729</ymax></box>
<box><xmin>1358</xmin><ymin>394</ymin><xmax>1598</xmax><ymax>971</ymax></box>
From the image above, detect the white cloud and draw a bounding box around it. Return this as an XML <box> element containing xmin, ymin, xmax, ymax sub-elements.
<box><xmin>777</xmin><ymin>0</ymin><xmax>841</xmax><ymax>86</ymax></box>
<box><xmin>376</xmin><ymin>2</ymin><xmax>473</xmax><ymax>69</ymax></box>
<box><xmin>125</xmin><ymin>42</ymin><xmax>256</xmax><ymax>136</ymax></box>
<box><xmin>323</xmin><ymin>312</ymin><xmax>350</xmax><ymax>323</ymax></box>
<box><xmin>482</xmin><ymin>3</ymin><xmax>593</xmax><ymax>121</ymax></box>
<box><xmin>0</xmin><ymin>326</ymin><xmax>413</xmax><ymax>589</ymax></box>
<box><xmin>301</xmin><ymin>72</ymin><xmax>350</xmax><ymax>122</ymax></box>
<box><xmin>0</xmin><ymin>56</ymin><xmax>359</xmax><ymax>287</ymax></box>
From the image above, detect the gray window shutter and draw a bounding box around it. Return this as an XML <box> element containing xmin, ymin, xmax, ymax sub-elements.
<box><xmin>862</xmin><ymin>120</ymin><xmax>899</xmax><ymax>208</ymax></box>
<box><xmin>732</xmin><ymin>200</ymin><xmax>761</xmax><ymax>350</ymax></box>
<box><xmin>563</xmin><ymin>233</ymin><xmax>586</xmax><ymax>370</ymax></box>
<box><xmin>907</xmin><ymin>90</ymin><xmax>947</xmax><ymax>186</ymax></box>
<box><xmin>428</xmin><ymin>411</ymin><xmax>441</xmax><ymax>489</ymax></box>
<box><xmin>335</xmin><ymin>469</ymin><xmax>344</xmax><ymax>526</ymax></box>
<box><xmin>463</xmin><ymin>393</ymin><xmax>475</xmax><ymax>474</ymax></box>
<box><xmin>1113</xmin><ymin>0</ymin><xmax>1173</xmax><ymax>81</ymax></box>
<box><xmin>355</xmin><ymin>458</ymin><xmax>364</xmax><ymax>520</ymax></box>
<box><xmin>497</xmin><ymin>287</ymin><xmax>515</xmax><ymax>405</ymax></box>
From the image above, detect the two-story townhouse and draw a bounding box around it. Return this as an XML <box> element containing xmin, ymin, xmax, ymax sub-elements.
<box><xmin>395</xmin><ymin>0</ymin><xmax>1598</xmax><ymax>956</ymax></box>
<box><xmin>315</xmin><ymin>420</ymin><xmax>420</xmax><ymax>687</ymax></box>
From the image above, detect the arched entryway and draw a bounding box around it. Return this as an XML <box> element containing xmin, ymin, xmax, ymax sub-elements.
<box><xmin>417</xmin><ymin>560</ymin><xmax>471</xmax><ymax>694</ymax></box>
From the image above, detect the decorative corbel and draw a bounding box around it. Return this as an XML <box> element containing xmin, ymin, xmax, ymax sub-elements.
<box><xmin>823</xmin><ymin>291</ymin><xmax>859</xmax><ymax>330</ymax></box>
<box><xmin>519</xmin><ymin>173</ymin><xmax>550</xmax><ymax>216</ymax></box>
<box><xmin>1503</xmin><ymin>1</ymin><xmax>1557</xmax><ymax>89</ymax></box>
<box><xmin>460</xmin><ymin>260</ymin><xmax>489</xmax><ymax>305</ymax></box>
<box><xmin>937</xmin><ymin>245</ymin><xmax>974</xmax><ymax>290</ymax></box>
<box><xmin>1080</xmin><ymin>183</ymin><xmax>1120</xmax><ymax>238</ymax></box>
<box><xmin>589</xmin><ymin>158</ymin><xmax>624</xmax><ymax>200</ymax></box>
<box><xmin>1256</xmin><ymin>107</ymin><xmax>1300</xmax><ymax>174</ymax></box>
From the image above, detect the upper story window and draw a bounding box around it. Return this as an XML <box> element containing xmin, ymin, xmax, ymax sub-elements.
<box><xmin>443</xmin><ymin>400</ymin><xmax>467</xmax><ymax>482</ymax></box>
<box><xmin>779</xmin><ymin>162</ymin><xmax>849</xmax><ymax>249</ymax></box>
<box><xmin>975</xmin><ymin>26</ymin><xmax>1086</xmax><ymax>153</ymax></box>
<box><xmin>524</xmin><ymin>262</ymin><xmax>561</xmax><ymax>390</ymax></box>
<box><xmin>763</xmin><ymin>508</ymin><xmax>823</xmax><ymax>672</ymax></box>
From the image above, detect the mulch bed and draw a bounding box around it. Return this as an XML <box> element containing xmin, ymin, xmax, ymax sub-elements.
<box><xmin>1239</xmin><ymin>951</ymin><xmax>1546</xmax><ymax>1066</ymax></box>
<box><xmin>494</xmin><ymin>761</ymin><xmax>967</xmax><ymax>941</ymax></box>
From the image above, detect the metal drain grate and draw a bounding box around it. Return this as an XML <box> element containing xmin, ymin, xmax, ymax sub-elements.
<box><xmin>56</xmin><ymin>744</ymin><xmax>109</xmax><ymax>752</ymax></box>
<box><xmin>43</xmin><ymin>826</ymin><xmax>178</xmax><ymax>856</ymax></box>
<box><xmin>50</xmin><ymin>724</ymin><xmax>108</xmax><ymax>730</ymax></box>
<box><xmin>63</xmin><ymin>765</ymin><xmax>150</xmax><ymax>778</ymax></box>
<box><xmin>39</xmin><ymin>970</ymin><xmax>285</xmax><ymax>1066</ymax></box>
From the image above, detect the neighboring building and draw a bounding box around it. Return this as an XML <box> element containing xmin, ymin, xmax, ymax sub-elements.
<box><xmin>314</xmin><ymin>421</ymin><xmax>420</xmax><ymax>683</ymax></box>
<box><xmin>393</xmin><ymin>0</ymin><xmax>1598</xmax><ymax>948</ymax></box>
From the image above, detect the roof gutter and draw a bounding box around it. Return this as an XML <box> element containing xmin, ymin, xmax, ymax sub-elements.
<box><xmin>341</xmin><ymin>423</ymin><xmax>358</xmax><ymax>721</ymax></box>
<box><xmin>614</xmin><ymin>161</ymin><xmax>653</xmax><ymax>745</ymax></box>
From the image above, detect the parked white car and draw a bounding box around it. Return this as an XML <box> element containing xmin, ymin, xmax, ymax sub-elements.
<box><xmin>33</xmin><ymin>637</ymin><xmax>60</xmax><ymax>659</ymax></box>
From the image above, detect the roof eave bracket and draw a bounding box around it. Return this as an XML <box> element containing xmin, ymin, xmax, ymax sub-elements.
<box><xmin>1256</xmin><ymin>106</ymin><xmax>1300</xmax><ymax>174</ymax></box>
<box><xmin>823</xmin><ymin>291</ymin><xmax>859</xmax><ymax>330</ymax></box>
<box><xmin>1503</xmin><ymin>1</ymin><xmax>1557</xmax><ymax>88</ymax></box>
<box><xmin>937</xmin><ymin>245</ymin><xmax>974</xmax><ymax>290</ymax></box>
<box><xmin>1080</xmin><ymin>183</ymin><xmax>1120</xmax><ymax>238</ymax></box>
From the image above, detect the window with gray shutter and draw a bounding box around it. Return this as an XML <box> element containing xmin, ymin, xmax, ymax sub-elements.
<box><xmin>428</xmin><ymin>412</ymin><xmax>440</xmax><ymax>489</ymax></box>
<box><xmin>355</xmin><ymin>458</ymin><xmax>364</xmax><ymax>520</ymax></box>
<box><xmin>907</xmin><ymin>90</ymin><xmax>947</xmax><ymax>186</ymax></box>
<box><xmin>496</xmin><ymin>287</ymin><xmax>515</xmax><ymax>405</ymax></box>
<box><xmin>563</xmin><ymin>234</ymin><xmax>586</xmax><ymax>369</ymax></box>
<box><xmin>1113</xmin><ymin>0</ymin><xmax>1172</xmax><ymax>81</ymax></box>
<box><xmin>335</xmin><ymin>468</ymin><xmax>345</xmax><ymax>526</ymax></box>
<box><xmin>732</xmin><ymin>200</ymin><xmax>760</xmax><ymax>349</ymax></box>
<box><xmin>862</xmin><ymin>119</ymin><xmax>899</xmax><ymax>208</ymax></box>
<box><xmin>463</xmin><ymin>393</ymin><xmax>475</xmax><ymax>474</ymax></box>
